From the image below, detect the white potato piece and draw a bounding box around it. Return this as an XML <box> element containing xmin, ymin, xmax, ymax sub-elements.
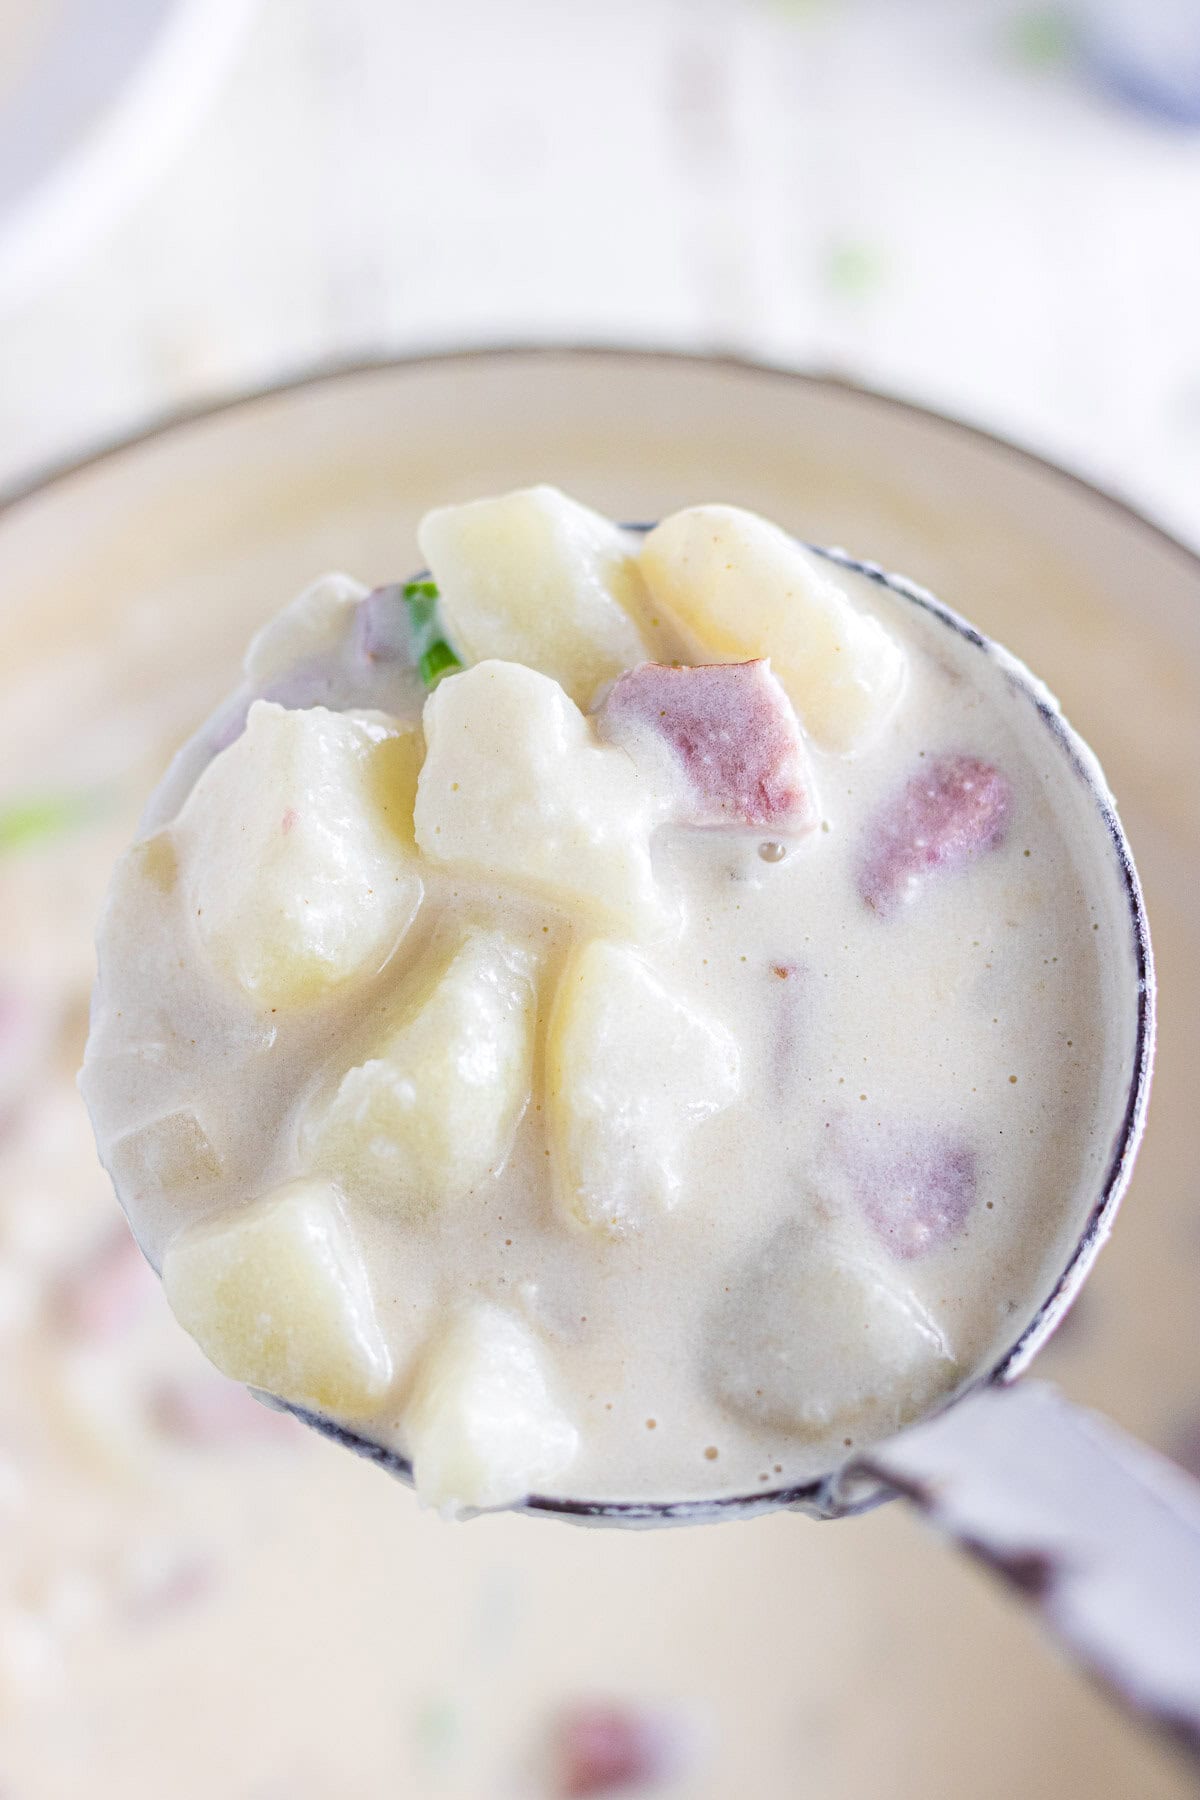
<box><xmin>418</xmin><ymin>485</ymin><xmax>650</xmax><ymax>705</ymax></box>
<box><xmin>546</xmin><ymin>940</ymin><xmax>740</xmax><ymax>1234</ymax></box>
<box><xmin>414</xmin><ymin>661</ymin><xmax>668</xmax><ymax>934</ymax></box>
<box><xmin>638</xmin><ymin>505</ymin><xmax>907</xmax><ymax>753</ymax></box>
<box><xmin>173</xmin><ymin>702</ymin><xmax>423</xmax><ymax>1009</ymax></box>
<box><xmin>244</xmin><ymin>572</ymin><xmax>368</xmax><ymax>685</ymax></box>
<box><xmin>303</xmin><ymin>930</ymin><xmax>538</xmax><ymax>1213</ymax></box>
<box><xmin>108</xmin><ymin>1109</ymin><xmax>222</xmax><ymax>1202</ymax></box>
<box><xmin>708</xmin><ymin>1223</ymin><xmax>958</xmax><ymax>1441</ymax></box>
<box><xmin>162</xmin><ymin>1179</ymin><xmax>393</xmax><ymax>1420</ymax></box>
<box><xmin>404</xmin><ymin>1304</ymin><xmax>579</xmax><ymax>1516</ymax></box>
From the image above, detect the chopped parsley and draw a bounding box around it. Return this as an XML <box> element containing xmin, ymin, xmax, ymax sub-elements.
<box><xmin>419</xmin><ymin>640</ymin><xmax>463</xmax><ymax>689</ymax></box>
<box><xmin>0</xmin><ymin>791</ymin><xmax>96</xmax><ymax>856</ymax></box>
<box><xmin>400</xmin><ymin>577</ymin><xmax>463</xmax><ymax>687</ymax></box>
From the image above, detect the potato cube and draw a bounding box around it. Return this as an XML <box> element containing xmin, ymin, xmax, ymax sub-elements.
<box><xmin>108</xmin><ymin>1109</ymin><xmax>222</xmax><ymax>1202</ymax></box>
<box><xmin>414</xmin><ymin>661</ymin><xmax>668</xmax><ymax>934</ymax></box>
<box><xmin>546</xmin><ymin>940</ymin><xmax>740</xmax><ymax>1234</ymax></box>
<box><xmin>418</xmin><ymin>486</ymin><xmax>650</xmax><ymax>705</ymax></box>
<box><xmin>303</xmin><ymin>929</ymin><xmax>538</xmax><ymax>1213</ymax></box>
<box><xmin>162</xmin><ymin>1179</ymin><xmax>393</xmax><ymax>1420</ymax></box>
<box><xmin>404</xmin><ymin>1304</ymin><xmax>579</xmax><ymax>1515</ymax></box>
<box><xmin>707</xmin><ymin>1224</ymin><xmax>958</xmax><ymax>1440</ymax></box>
<box><xmin>638</xmin><ymin>505</ymin><xmax>906</xmax><ymax>753</ymax></box>
<box><xmin>173</xmin><ymin>702</ymin><xmax>423</xmax><ymax>1009</ymax></box>
<box><xmin>244</xmin><ymin>572</ymin><xmax>368</xmax><ymax>685</ymax></box>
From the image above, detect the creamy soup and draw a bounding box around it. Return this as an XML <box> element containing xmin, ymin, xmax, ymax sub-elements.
<box><xmin>80</xmin><ymin>489</ymin><xmax>1137</xmax><ymax>1516</ymax></box>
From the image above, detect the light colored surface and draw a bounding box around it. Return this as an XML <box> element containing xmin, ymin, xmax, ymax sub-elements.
<box><xmin>0</xmin><ymin>350</ymin><xmax>1196</xmax><ymax>1796</ymax></box>
<box><xmin>0</xmin><ymin>0</ymin><xmax>253</xmax><ymax>305</ymax></box>
<box><xmin>1</xmin><ymin>0</ymin><xmax>1200</xmax><ymax>554</ymax></box>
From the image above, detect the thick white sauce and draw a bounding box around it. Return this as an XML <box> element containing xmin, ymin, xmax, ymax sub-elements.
<box><xmin>80</xmin><ymin>493</ymin><xmax>1138</xmax><ymax>1514</ymax></box>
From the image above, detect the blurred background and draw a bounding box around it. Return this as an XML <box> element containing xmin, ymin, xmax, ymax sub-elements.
<box><xmin>0</xmin><ymin>2</ymin><xmax>1199</xmax><ymax>1797</ymax></box>
<box><xmin>4</xmin><ymin>0</ymin><xmax>1200</xmax><ymax>535</ymax></box>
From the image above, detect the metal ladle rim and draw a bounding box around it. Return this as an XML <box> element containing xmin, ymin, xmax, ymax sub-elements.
<box><xmin>278</xmin><ymin>535</ymin><xmax>1155</xmax><ymax>1526</ymax></box>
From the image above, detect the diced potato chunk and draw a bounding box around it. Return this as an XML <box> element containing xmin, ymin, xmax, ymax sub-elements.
<box><xmin>418</xmin><ymin>486</ymin><xmax>650</xmax><ymax>705</ymax></box>
<box><xmin>108</xmin><ymin>1109</ymin><xmax>222</xmax><ymax>1201</ymax></box>
<box><xmin>162</xmin><ymin>1179</ymin><xmax>393</xmax><ymax>1419</ymax></box>
<box><xmin>546</xmin><ymin>941</ymin><xmax>740</xmax><ymax>1233</ymax></box>
<box><xmin>414</xmin><ymin>661</ymin><xmax>668</xmax><ymax>934</ymax></box>
<box><xmin>708</xmin><ymin>1224</ymin><xmax>957</xmax><ymax>1440</ymax></box>
<box><xmin>303</xmin><ymin>930</ymin><xmax>538</xmax><ymax>1213</ymax></box>
<box><xmin>404</xmin><ymin>1304</ymin><xmax>579</xmax><ymax>1515</ymax></box>
<box><xmin>244</xmin><ymin>572</ymin><xmax>368</xmax><ymax>685</ymax></box>
<box><xmin>372</xmin><ymin>723</ymin><xmax>423</xmax><ymax>852</ymax></box>
<box><xmin>173</xmin><ymin>702</ymin><xmax>423</xmax><ymax>1009</ymax></box>
<box><xmin>638</xmin><ymin>505</ymin><xmax>906</xmax><ymax>753</ymax></box>
<box><xmin>131</xmin><ymin>830</ymin><xmax>178</xmax><ymax>894</ymax></box>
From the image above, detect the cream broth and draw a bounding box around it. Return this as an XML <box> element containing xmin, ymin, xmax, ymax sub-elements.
<box><xmin>80</xmin><ymin>491</ymin><xmax>1138</xmax><ymax>1515</ymax></box>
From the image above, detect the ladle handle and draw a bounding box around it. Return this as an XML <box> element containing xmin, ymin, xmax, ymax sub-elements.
<box><xmin>857</xmin><ymin>1381</ymin><xmax>1200</xmax><ymax>1762</ymax></box>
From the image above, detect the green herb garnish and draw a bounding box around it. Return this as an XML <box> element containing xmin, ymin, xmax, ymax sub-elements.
<box><xmin>825</xmin><ymin>240</ymin><xmax>887</xmax><ymax>299</ymax></box>
<box><xmin>0</xmin><ymin>791</ymin><xmax>95</xmax><ymax>855</ymax></box>
<box><xmin>1005</xmin><ymin>9</ymin><xmax>1075</xmax><ymax>69</ymax></box>
<box><xmin>402</xmin><ymin>579</ymin><xmax>439</xmax><ymax>603</ymax></box>
<box><xmin>419</xmin><ymin>640</ymin><xmax>463</xmax><ymax>689</ymax></box>
<box><xmin>402</xmin><ymin>578</ymin><xmax>463</xmax><ymax>686</ymax></box>
<box><xmin>401</xmin><ymin>577</ymin><xmax>440</xmax><ymax>641</ymax></box>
